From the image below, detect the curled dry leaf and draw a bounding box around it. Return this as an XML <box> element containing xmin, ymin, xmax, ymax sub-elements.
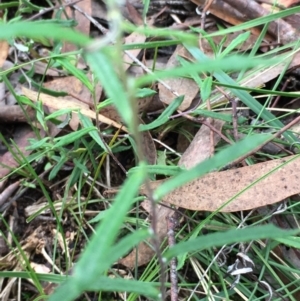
<box><xmin>191</xmin><ymin>0</ymin><xmax>262</xmax><ymax>35</ymax></box>
<box><xmin>141</xmin><ymin>129</ymin><xmax>157</xmax><ymax>165</ymax></box>
<box><xmin>179</xmin><ymin>119</ymin><xmax>225</xmax><ymax>169</ymax></box>
<box><xmin>142</xmin><ymin>155</ymin><xmax>300</xmax><ymax>212</ymax></box>
<box><xmin>0</xmin><ymin>181</ymin><xmax>20</xmax><ymax>208</ymax></box>
<box><xmin>158</xmin><ymin>45</ymin><xmax>199</xmax><ymax>111</ymax></box>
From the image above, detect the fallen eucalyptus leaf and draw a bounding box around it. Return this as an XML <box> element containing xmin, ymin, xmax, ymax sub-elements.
<box><xmin>142</xmin><ymin>155</ymin><xmax>300</xmax><ymax>212</ymax></box>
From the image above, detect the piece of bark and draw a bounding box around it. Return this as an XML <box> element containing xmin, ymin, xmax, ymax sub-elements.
<box><xmin>224</xmin><ymin>0</ymin><xmax>300</xmax><ymax>44</ymax></box>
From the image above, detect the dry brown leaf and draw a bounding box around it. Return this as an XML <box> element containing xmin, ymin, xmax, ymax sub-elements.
<box><xmin>0</xmin><ymin>125</ymin><xmax>38</xmax><ymax>179</ymax></box>
<box><xmin>61</xmin><ymin>0</ymin><xmax>91</xmax><ymax>63</ymax></box>
<box><xmin>0</xmin><ymin>41</ymin><xmax>9</xmax><ymax>68</ymax></box>
<box><xmin>22</xmin><ymin>87</ymin><xmax>127</xmax><ymax>132</ymax></box>
<box><xmin>31</xmin><ymin>262</ymin><xmax>51</xmax><ymax>273</ymax></box>
<box><xmin>123</xmin><ymin>32</ymin><xmax>146</xmax><ymax>71</ymax></box>
<box><xmin>141</xmin><ymin>155</ymin><xmax>300</xmax><ymax>212</ymax></box>
<box><xmin>43</xmin><ymin>75</ymin><xmax>102</xmax><ymax>132</ymax></box>
<box><xmin>140</xmin><ymin>122</ymin><xmax>157</xmax><ymax>165</ymax></box>
<box><xmin>158</xmin><ymin>45</ymin><xmax>199</xmax><ymax>111</ymax></box>
<box><xmin>118</xmin><ymin>202</ymin><xmax>169</xmax><ymax>268</ymax></box>
<box><xmin>0</xmin><ymin>105</ymin><xmax>36</xmax><ymax>123</ymax></box>
<box><xmin>123</xmin><ymin>0</ymin><xmax>143</xmax><ymax>24</ymax></box>
<box><xmin>179</xmin><ymin>120</ymin><xmax>225</xmax><ymax>169</ymax></box>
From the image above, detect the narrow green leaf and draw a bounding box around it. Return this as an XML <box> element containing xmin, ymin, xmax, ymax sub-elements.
<box><xmin>121</xmin><ymin>39</ymin><xmax>181</xmax><ymax>50</ymax></box>
<box><xmin>87</xmin><ymin>276</ymin><xmax>159</xmax><ymax>300</ymax></box>
<box><xmin>26</xmin><ymin>137</ymin><xmax>50</xmax><ymax>150</ymax></box>
<box><xmin>194</xmin><ymin>109</ymin><xmax>247</xmax><ymax>124</ymax></box>
<box><xmin>100</xmin><ymin>229</ymin><xmax>152</xmax><ymax>272</ymax></box>
<box><xmin>136</xmin><ymin>88</ymin><xmax>157</xmax><ymax>98</ymax></box>
<box><xmin>55</xmin><ymin>57</ymin><xmax>93</xmax><ymax>91</ymax></box>
<box><xmin>0</xmin><ymin>21</ymin><xmax>90</xmax><ymax>46</ymax></box>
<box><xmin>49</xmin><ymin>156</ymin><xmax>67</xmax><ymax>180</ymax></box>
<box><xmin>88</xmin><ymin>197</ymin><xmax>145</xmax><ymax>224</ymax></box>
<box><xmin>79</xmin><ymin>113</ymin><xmax>106</xmax><ymax>150</ymax></box>
<box><xmin>0</xmin><ymin>271</ymin><xmax>65</xmax><ymax>283</ymax></box>
<box><xmin>137</xmin><ymin>55</ymin><xmax>277</xmax><ymax>86</ymax></box>
<box><xmin>128</xmin><ymin>165</ymin><xmax>182</xmax><ymax>177</ymax></box>
<box><xmin>274</xmin><ymin>236</ymin><xmax>300</xmax><ymax>248</ymax></box>
<box><xmin>88</xmin><ymin>276</ymin><xmax>160</xmax><ymax>300</ymax></box>
<box><xmin>165</xmin><ymin>225</ymin><xmax>299</xmax><ymax>260</ymax></box>
<box><xmin>186</xmin><ymin>45</ymin><xmax>298</xmax><ymax>143</ymax></box>
<box><xmin>53</xmin><ymin>127</ymin><xmax>97</xmax><ymax>148</ymax></box>
<box><xmin>0</xmin><ymin>2</ymin><xmax>19</xmax><ymax>9</ymax></box>
<box><xmin>49</xmin><ymin>164</ymin><xmax>147</xmax><ymax>300</ymax></box>
<box><xmin>201</xmin><ymin>76</ymin><xmax>213</xmax><ymax>101</ymax></box>
<box><xmin>220</xmin><ymin>31</ymin><xmax>250</xmax><ymax>57</ymax></box>
<box><xmin>45</xmin><ymin>109</ymin><xmax>74</xmax><ymax>120</ymax></box>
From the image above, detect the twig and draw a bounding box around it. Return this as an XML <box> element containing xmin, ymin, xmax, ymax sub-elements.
<box><xmin>167</xmin><ymin>213</ymin><xmax>181</xmax><ymax>301</ymax></box>
<box><xmin>230</xmin><ymin>98</ymin><xmax>239</xmax><ymax>142</ymax></box>
<box><xmin>71</xmin><ymin>3</ymin><xmax>109</xmax><ymax>34</ymax></box>
<box><xmin>200</xmin><ymin>0</ymin><xmax>214</xmax><ymax>30</ymax></box>
<box><xmin>143</xmin><ymin>179</ymin><xmax>167</xmax><ymax>300</ymax></box>
<box><xmin>271</xmin><ymin>76</ymin><xmax>290</xmax><ymax>108</ymax></box>
<box><xmin>26</xmin><ymin>0</ymin><xmax>83</xmax><ymax>21</ymax></box>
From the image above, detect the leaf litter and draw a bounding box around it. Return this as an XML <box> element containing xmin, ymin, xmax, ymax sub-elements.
<box><xmin>1</xmin><ymin>0</ymin><xmax>300</xmax><ymax>299</ymax></box>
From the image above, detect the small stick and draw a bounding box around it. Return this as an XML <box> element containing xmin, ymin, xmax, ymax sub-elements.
<box><xmin>230</xmin><ymin>98</ymin><xmax>239</xmax><ymax>142</ymax></box>
<box><xmin>27</xmin><ymin>0</ymin><xmax>83</xmax><ymax>21</ymax></box>
<box><xmin>167</xmin><ymin>213</ymin><xmax>181</xmax><ymax>301</ymax></box>
<box><xmin>201</xmin><ymin>0</ymin><xmax>214</xmax><ymax>30</ymax></box>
